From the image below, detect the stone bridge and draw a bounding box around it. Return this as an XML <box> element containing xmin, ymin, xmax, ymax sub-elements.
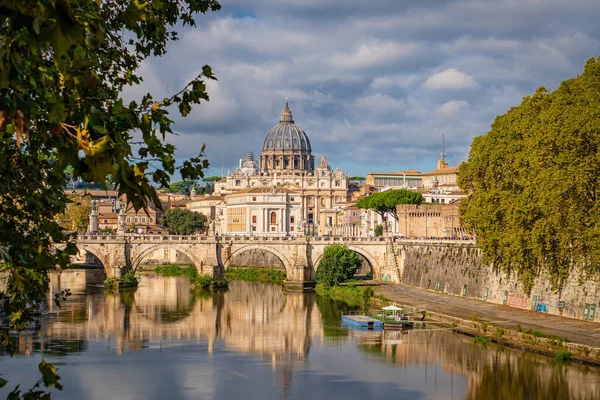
<box><xmin>75</xmin><ymin>234</ymin><xmax>405</xmax><ymax>284</ymax></box>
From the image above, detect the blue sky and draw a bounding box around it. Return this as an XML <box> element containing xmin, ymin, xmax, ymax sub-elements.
<box><xmin>123</xmin><ymin>0</ymin><xmax>600</xmax><ymax>180</ymax></box>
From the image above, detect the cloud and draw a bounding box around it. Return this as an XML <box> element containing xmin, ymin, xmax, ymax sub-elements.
<box><xmin>437</xmin><ymin>100</ymin><xmax>469</xmax><ymax>117</ymax></box>
<box><xmin>122</xmin><ymin>0</ymin><xmax>600</xmax><ymax>177</ymax></box>
<box><xmin>424</xmin><ymin>68</ymin><xmax>477</xmax><ymax>90</ymax></box>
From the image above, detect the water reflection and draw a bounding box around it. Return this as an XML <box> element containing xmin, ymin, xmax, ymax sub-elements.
<box><xmin>1</xmin><ymin>273</ymin><xmax>599</xmax><ymax>400</ymax></box>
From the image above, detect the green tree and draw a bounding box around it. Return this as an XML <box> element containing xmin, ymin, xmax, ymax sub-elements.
<box><xmin>162</xmin><ymin>180</ymin><xmax>197</xmax><ymax>195</ymax></box>
<box><xmin>374</xmin><ymin>224</ymin><xmax>383</xmax><ymax>237</ymax></box>
<box><xmin>349</xmin><ymin>176</ymin><xmax>366</xmax><ymax>182</ymax></box>
<box><xmin>316</xmin><ymin>244</ymin><xmax>362</xmax><ymax>287</ymax></box>
<box><xmin>57</xmin><ymin>196</ymin><xmax>92</xmax><ymax>232</ymax></box>
<box><xmin>162</xmin><ymin>208</ymin><xmax>206</xmax><ymax>235</ymax></box>
<box><xmin>459</xmin><ymin>57</ymin><xmax>600</xmax><ymax>293</ymax></box>
<box><xmin>356</xmin><ymin>190</ymin><xmax>422</xmax><ymax>231</ymax></box>
<box><xmin>0</xmin><ymin>0</ymin><xmax>220</xmax><ymax>396</ymax></box>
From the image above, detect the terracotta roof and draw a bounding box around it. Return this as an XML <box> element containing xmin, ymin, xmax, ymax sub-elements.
<box><xmin>65</xmin><ymin>189</ymin><xmax>118</xmax><ymax>197</ymax></box>
<box><xmin>188</xmin><ymin>195</ymin><xmax>224</xmax><ymax>202</ymax></box>
<box><xmin>422</xmin><ymin>167</ymin><xmax>459</xmax><ymax>176</ymax></box>
<box><xmin>171</xmin><ymin>199</ymin><xmax>192</xmax><ymax>207</ymax></box>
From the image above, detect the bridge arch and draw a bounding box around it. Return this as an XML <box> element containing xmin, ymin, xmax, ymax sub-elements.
<box><xmin>130</xmin><ymin>244</ymin><xmax>204</xmax><ymax>273</ymax></box>
<box><xmin>312</xmin><ymin>245</ymin><xmax>379</xmax><ymax>279</ymax></box>
<box><xmin>75</xmin><ymin>244</ymin><xmax>108</xmax><ymax>271</ymax></box>
<box><xmin>223</xmin><ymin>244</ymin><xmax>293</xmax><ymax>277</ymax></box>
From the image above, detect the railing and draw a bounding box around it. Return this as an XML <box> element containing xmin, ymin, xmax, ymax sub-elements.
<box><xmin>76</xmin><ymin>233</ymin><xmax>475</xmax><ymax>245</ymax></box>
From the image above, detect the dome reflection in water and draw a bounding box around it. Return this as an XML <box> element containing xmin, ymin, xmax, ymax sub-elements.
<box><xmin>1</xmin><ymin>273</ymin><xmax>599</xmax><ymax>400</ymax></box>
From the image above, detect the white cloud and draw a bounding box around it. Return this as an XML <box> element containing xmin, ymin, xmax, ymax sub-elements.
<box><xmin>330</xmin><ymin>42</ymin><xmax>419</xmax><ymax>69</ymax></box>
<box><xmin>354</xmin><ymin>94</ymin><xmax>405</xmax><ymax>112</ymax></box>
<box><xmin>424</xmin><ymin>68</ymin><xmax>477</xmax><ymax>90</ymax></box>
<box><xmin>436</xmin><ymin>100</ymin><xmax>469</xmax><ymax>116</ymax></box>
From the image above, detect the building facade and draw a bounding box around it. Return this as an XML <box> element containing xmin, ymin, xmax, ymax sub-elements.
<box><xmin>218</xmin><ymin>188</ymin><xmax>302</xmax><ymax>236</ymax></box>
<box><xmin>213</xmin><ymin>100</ymin><xmax>351</xmax><ymax>236</ymax></box>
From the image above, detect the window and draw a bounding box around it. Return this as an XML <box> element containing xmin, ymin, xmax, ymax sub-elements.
<box><xmin>320</xmin><ymin>181</ymin><xmax>324</xmax><ymax>187</ymax></box>
<box><xmin>220</xmin><ymin>186</ymin><xmax>225</xmax><ymax>191</ymax></box>
<box><xmin>290</xmin><ymin>197</ymin><xmax>295</xmax><ymax>201</ymax></box>
<box><xmin>126</xmin><ymin>217</ymin><xmax>131</xmax><ymax>223</ymax></box>
<box><xmin>142</xmin><ymin>217</ymin><xmax>146</xmax><ymax>224</ymax></box>
<box><xmin>320</xmin><ymin>198</ymin><xmax>325</xmax><ymax>207</ymax></box>
<box><xmin>308</xmin><ymin>197</ymin><xmax>313</xmax><ymax>206</ymax></box>
<box><xmin>290</xmin><ymin>216</ymin><xmax>295</xmax><ymax>223</ymax></box>
<box><xmin>290</xmin><ymin>226</ymin><xmax>294</xmax><ymax>232</ymax></box>
<box><xmin>271</xmin><ymin>226</ymin><xmax>276</xmax><ymax>232</ymax></box>
<box><xmin>150</xmin><ymin>217</ymin><xmax>153</xmax><ymax>223</ymax></box>
<box><xmin>134</xmin><ymin>217</ymin><xmax>138</xmax><ymax>223</ymax></box>
<box><xmin>270</xmin><ymin>212</ymin><xmax>277</xmax><ymax>224</ymax></box>
<box><xmin>252</xmin><ymin>196</ymin><xmax>256</xmax><ymax>201</ymax></box>
<box><xmin>235</xmin><ymin>180</ymin><xmax>240</xmax><ymax>186</ymax></box>
<box><xmin>335</xmin><ymin>180</ymin><xmax>340</xmax><ymax>186</ymax></box>
<box><xmin>252</xmin><ymin>215</ymin><xmax>257</xmax><ymax>223</ymax></box>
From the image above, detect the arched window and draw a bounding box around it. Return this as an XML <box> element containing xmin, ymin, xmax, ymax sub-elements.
<box><xmin>270</xmin><ymin>212</ymin><xmax>277</xmax><ymax>224</ymax></box>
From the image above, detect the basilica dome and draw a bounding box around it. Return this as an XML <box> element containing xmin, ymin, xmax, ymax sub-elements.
<box><xmin>259</xmin><ymin>100</ymin><xmax>314</xmax><ymax>173</ymax></box>
<box><xmin>262</xmin><ymin>100</ymin><xmax>312</xmax><ymax>152</ymax></box>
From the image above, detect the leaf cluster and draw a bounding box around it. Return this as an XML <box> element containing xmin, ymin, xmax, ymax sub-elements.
<box><xmin>162</xmin><ymin>208</ymin><xmax>205</xmax><ymax>235</ymax></box>
<box><xmin>459</xmin><ymin>57</ymin><xmax>600</xmax><ymax>293</ymax></box>
<box><xmin>356</xmin><ymin>189</ymin><xmax>422</xmax><ymax>221</ymax></box>
<box><xmin>315</xmin><ymin>244</ymin><xmax>362</xmax><ymax>287</ymax></box>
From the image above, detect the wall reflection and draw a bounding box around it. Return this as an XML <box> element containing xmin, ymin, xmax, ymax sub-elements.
<box><xmin>6</xmin><ymin>273</ymin><xmax>600</xmax><ymax>400</ymax></box>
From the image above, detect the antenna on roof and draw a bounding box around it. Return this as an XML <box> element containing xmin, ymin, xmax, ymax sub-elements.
<box><xmin>441</xmin><ymin>133</ymin><xmax>446</xmax><ymax>163</ymax></box>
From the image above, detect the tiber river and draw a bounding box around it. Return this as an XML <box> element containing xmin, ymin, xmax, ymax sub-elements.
<box><xmin>1</xmin><ymin>272</ymin><xmax>600</xmax><ymax>400</ymax></box>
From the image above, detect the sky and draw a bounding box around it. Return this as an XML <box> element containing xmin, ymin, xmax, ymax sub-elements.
<box><xmin>123</xmin><ymin>0</ymin><xmax>600</xmax><ymax>179</ymax></box>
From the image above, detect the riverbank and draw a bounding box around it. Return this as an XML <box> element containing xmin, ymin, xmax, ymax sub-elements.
<box><xmin>315</xmin><ymin>283</ymin><xmax>375</xmax><ymax>308</ymax></box>
<box><xmin>152</xmin><ymin>264</ymin><xmax>225</xmax><ymax>289</ymax></box>
<box><xmin>374</xmin><ymin>282</ymin><xmax>600</xmax><ymax>366</ymax></box>
<box><xmin>225</xmin><ymin>267</ymin><xmax>286</xmax><ymax>285</ymax></box>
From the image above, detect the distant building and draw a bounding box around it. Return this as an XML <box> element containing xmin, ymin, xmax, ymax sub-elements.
<box><xmin>363</xmin><ymin>170</ymin><xmax>422</xmax><ymax>194</ymax></box>
<box><xmin>213</xmin><ymin>100</ymin><xmax>351</xmax><ymax>236</ymax></box>
<box><xmin>217</xmin><ymin>188</ymin><xmax>302</xmax><ymax>236</ymax></box>
<box><xmin>396</xmin><ymin>202</ymin><xmax>472</xmax><ymax>239</ymax></box>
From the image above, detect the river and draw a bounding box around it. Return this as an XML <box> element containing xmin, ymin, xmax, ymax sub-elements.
<box><xmin>1</xmin><ymin>272</ymin><xmax>599</xmax><ymax>400</ymax></box>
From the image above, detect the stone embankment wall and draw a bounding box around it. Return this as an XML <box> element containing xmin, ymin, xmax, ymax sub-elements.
<box><xmin>228</xmin><ymin>248</ymin><xmax>285</xmax><ymax>270</ymax></box>
<box><xmin>398</xmin><ymin>242</ymin><xmax>600</xmax><ymax>322</ymax></box>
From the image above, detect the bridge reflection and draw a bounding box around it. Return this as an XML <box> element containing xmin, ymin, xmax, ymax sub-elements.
<box><xmin>7</xmin><ymin>273</ymin><xmax>600</xmax><ymax>400</ymax></box>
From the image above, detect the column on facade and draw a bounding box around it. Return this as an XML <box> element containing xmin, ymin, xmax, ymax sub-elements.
<box><xmin>280</xmin><ymin>208</ymin><xmax>284</xmax><ymax>234</ymax></box>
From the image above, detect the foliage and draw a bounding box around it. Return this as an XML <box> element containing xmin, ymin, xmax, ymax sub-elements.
<box><xmin>225</xmin><ymin>267</ymin><xmax>286</xmax><ymax>285</ymax></box>
<box><xmin>349</xmin><ymin>176</ymin><xmax>366</xmax><ymax>182</ymax></box>
<box><xmin>315</xmin><ymin>244</ymin><xmax>362</xmax><ymax>287</ymax></box>
<box><xmin>191</xmin><ymin>273</ymin><xmax>214</xmax><ymax>288</ymax></box>
<box><xmin>161</xmin><ymin>180</ymin><xmax>197</xmax><ymax>195</ymax></box>
<box><xmin>162</xmin><ymin>208</ymin><xmax>206</xmax><ymax>235</ymax></box>
<box><xmin>99</xmin><ymin>227</ymin><xmax>114</xmax><ymax>234</ymax></box>
<box><xmin>459</xmin><ymin>58</ymin><xmax>600</xmax><ymax>292</ymax></box>
<box><xmin>362</xmin><ymin>286</ymin><xmax>374</xmax><ymax>311</ymax></box>
<box><xmin>554</xmin><ymin>351</ymin><xmax>573</xmax><ymax>364</ymax></box>
<box><xmin>356</xmin><ymin>190</ymin><xmax>422</xmax><ymax>227</ymax></box>
<box><xmin>153</xmin><ymin>264</ymin><xmax>199</xmax><ymax>279</ymax></box>
<box><xmin>1</xmin><ymin>0</ymin><xmax>220</xmax><ymax>396</ymax></box>
<box><xmin>315</xmin><ymin>283</ymin><xmax>371</xmax><ymax>307</ymax></box>
<box><xmin>203</xmin><ymin>176</ymin><xmax>222</xmax><ymax>182</ymax></box>
<box><xmin>103</xmin><ymin>271</ymin><xmax>139</xmax><ymax>291</ymax></box>
<box><xmin>473</xmin><ymin>335</ymin><xmax>492</xmax><ymax>345</ymax></box>
<box><xmin>56</xmin><ymin>195</ymin><xmax>92</xmax><ymax>232</ymax></box>
<box><xmin>374</xmin><ymin>224</ymin><xmax>383</xmax><ymax>237</ymax></box>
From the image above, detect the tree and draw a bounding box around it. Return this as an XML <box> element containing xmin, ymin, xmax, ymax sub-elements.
<box><xmin>459</xmin><ymin>57</ymin><xmax>600</xmax><ymax>293</ymax></box>
<box><xmin>57</xmin><ymin>196</ymin><xmax>92</xmax><ymax>232</ymax></box>
<box><xmin>203</xmin><ymin>175</ymin><xmax>222</xmax><ymax>195</ymax></box>
<box><xmin>1</xmin><ymin>0</ymin><xmax>220</xmax><ymax>396</ymax></box>
<box><xmin>316</xmin><ymin>244</ymin><xmax>362</xmax><ymax>287</ymax></box>
<box><xmin>349</xmin><ymin>176</ymin><xmax>366</xmax><ymax>182</ymax></box>
<box><xmin>356</xmin><ymin>190</ymin><xmax>422</xmax><ymax>230</ymax></box>
<box><xmin>162</xmin><ymin>180</ymin><xmax>197</xmax><ymax>195</ymax></box>
<box><xmin>162</xmin><ymin>208</ymin><xmax>206</xmax><ymax>235</ymax></box>
<box><xmin>374</xmin><ymin>224</ymin><xmax>383</xmax><ymax>237</ymax></box>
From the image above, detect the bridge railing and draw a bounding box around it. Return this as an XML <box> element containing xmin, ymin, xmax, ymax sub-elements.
<box><xmin>76</xmin><ymin>233</ymin><xmax>475</xmax><ymax>245</ymax></box>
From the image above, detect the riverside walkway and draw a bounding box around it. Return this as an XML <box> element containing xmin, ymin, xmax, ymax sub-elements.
<box><xmin>375</xmin><ymin>283</ymin><xmax>600</xmax><ymax>348</ymax></box>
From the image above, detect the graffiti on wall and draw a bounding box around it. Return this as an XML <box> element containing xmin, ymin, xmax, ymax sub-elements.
<box><xmin>535</xmin><ymin>299</ymin><xmax>550</xmax><ymax>313</ymax></box>
<box><xmin>506</xmin><ymin>294</ymin><xmax>528</xmax><ymax>309</ymax></box>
